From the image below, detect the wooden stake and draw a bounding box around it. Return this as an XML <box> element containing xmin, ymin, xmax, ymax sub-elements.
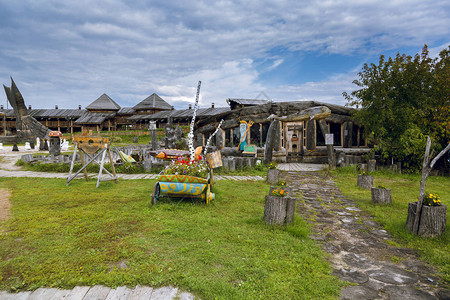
<box><xmin>412</xmin><ymin>137</ymin><xmax>450</xmax><ymax>235</ymax></box>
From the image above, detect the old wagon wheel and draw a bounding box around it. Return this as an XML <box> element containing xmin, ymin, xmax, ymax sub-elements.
<box><xmin>151</xmin><ymin>182</ymin><xmax>160</xmax><ymax>205</ymax></box>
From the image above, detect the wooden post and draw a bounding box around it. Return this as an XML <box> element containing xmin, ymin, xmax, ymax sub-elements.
<box><xmin>79</xmin><ymin>151</ymin><xmax>89</xmax><ymax>181</ymax></box>
<box><xmin>264</xmin><ymin>120</ymin><xmax>280</xmax><ymax>164</ymax></box>
<box><xmin>318</xmin><ymin>119</ymin><xmax>335</xmax><ymax>169</ymax></box>
<box><xmin>407</xmin><ymin>202</ymin><xmax>447</xmax><ymax>237</ymax></box>
<box><xmin>264</xmin><ymin>195</ymin><xmax>295</xmax><ymax>225</ymax></box>
<box><xmin>3</xmin><ymin>114</ymin><xmax>7</xmax><ymax>136</ymax></box>
<box><xmin>67</xmin><ymin>143</ymin><xmax>78</xmax><ymax>185</ymax></box>
<box><xmin>107</xmin><ymin>146</ymin><xmax>118</xmax><ymax>184</ymax></box>
<box><xmin>357</xmin><ymin>174</ymin><xmax>373</xmax><ymax>189</ymax></box>
<box><xmin>411</xmin><ymin>138</ymin><xmax>450</xmax><ymax>235</ymax></box>
<box><xmin>371</xmin><ymin>188</ymin><xmax>391</xmax><ymax>204</ymax></box>
<box><xmin>266</xmin><ymin>169</ymin><xmax>280</xmax><ymax>184</ymax></box>
<box><xmin>306</xmin><ymin>120</ymin><xmax>315</xmax><ymax>151</ymax></box>
<box><xmin>259</xmin><ymin>123</ymin><xmax>263</xmax><ymax>147</ymax></box>
<box><xmin>96</xmin><ymin>147</ymin><xmax>108</xmax><ymax>188</ymax></box>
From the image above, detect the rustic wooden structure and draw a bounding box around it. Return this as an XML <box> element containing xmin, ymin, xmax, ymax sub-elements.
<box><xmin>368</xmin><ymin>159</ymin><xmax>376</xmax><ymax>172</ymax></box>
<box><xmin>406</xmin><ymin>203</ymin><xmax>447</xmax><ymax>237</ymax></box>
<box><xmin>1</xmin><ymin>77</ymin><xmax>51</xmax><ymax>143</ymax></box>
<box><xmin>264</xmin><ymin>193</ymin><xmax>295</xmax><ymax>225</ymax></box>
<box><xmin>408</xmin><ymin>137</ymin><xmax>450</xmax><ymax>236</ymax></box>
<box><xmin>67</xmin><ymin>133</ymin><xmax>118</xmax><ymax>188</ymax></box>
<box><xmin>371</xmin><ymin>187</ymin><xmax>391</xmax><ymax>204</ymax></box>
<box><xmin>266</xmin><ymin>168</ymin><xmax>280</xmax><ymax>184</ymax></box>
<box><xmin>196</xmin><ymin>101</ymin><xmax>366</xmax><ymax>164</ymax></box>
<box><xmin>357</xmin><ymin>174</ymin><xmax>373</xmax><ymax>189</ymax></box>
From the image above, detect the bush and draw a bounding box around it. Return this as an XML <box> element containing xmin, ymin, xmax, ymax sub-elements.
<box><xmin>115</xmin><ymin>162</ymin><xmax>145</xmax><ymax>174</ymax></box>
<box><xmin>110</xmin><ymin>136</ymin><xmax>122</xmax><ymax>143</ymax></box>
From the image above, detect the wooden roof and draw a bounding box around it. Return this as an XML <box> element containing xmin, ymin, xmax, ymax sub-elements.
<box><xmin>86</xmin><ymin>94</ymin><xmax>121</xmax><ymax>111</ymax></box>
<box><xmin>133</xmin><ymin>93</ymin><xmax>173</xmax><ymax>111</ymax></box>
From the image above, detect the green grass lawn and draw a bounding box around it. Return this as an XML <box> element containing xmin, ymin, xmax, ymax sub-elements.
<box><xmin>331</xmin><ymin>167</ymin><xmax>450</xmax><ymax>283</ymax></box>
<box><xmin>0</xmin><ymin>178</ymin><xmax>342</xmax><ymax>299</ymax></box>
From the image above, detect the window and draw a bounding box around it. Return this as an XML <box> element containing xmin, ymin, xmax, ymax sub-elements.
<box><xmin>329</xmin><ymin>122</ymin><xmax>341</xmax><ymax>146</ymax></box>
<box><xmin>250</xmin><ymin>124</ymin><xmax>260</xmax><ymax>146</ymax></box>
<box><xmin>225</xmin><ymin>128</ymin><xmax>232</xmax><ymax>147</ymax></box>
<box><xmin>232</xmin><ymin>127</ymin><xmax>240</xmax><ymax>147</ymax></box>
<box><xmin>316</xmin><ymin>121</ymin><xmax>325</xmax><ymax>146</ymax></box>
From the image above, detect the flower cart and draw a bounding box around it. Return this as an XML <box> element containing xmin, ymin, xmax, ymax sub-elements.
<box><xmin>150</xmin><ymin>81</ymin><xmax>222</xmax><ymax>206</ymax></box>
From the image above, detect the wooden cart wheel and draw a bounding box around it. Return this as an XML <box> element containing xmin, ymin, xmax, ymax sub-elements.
<box><xmin>151</xmin><ymin>182</ymin><xmax>160</xmax><ymax>205</ymax></box>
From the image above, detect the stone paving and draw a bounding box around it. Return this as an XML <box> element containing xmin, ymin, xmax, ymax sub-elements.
<box><xmin>281</xmin><ymin>171</ymin><xmax>450</xmax><ymax>300</ymax></box>
<box><xmin>277</xmin><ymin>162</ymin><xmax>325</xmax><ymax>172</ymax></box>
<box><xmin>0</xmin><ymin>169</ymin><xmax>264</xmax><ymax>182</ymax></box>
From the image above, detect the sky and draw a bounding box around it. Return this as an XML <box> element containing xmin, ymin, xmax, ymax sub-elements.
<box><xmin>0</xmin><ymin>0</ymin><xmax>449</xmax><ymax>110</ymax></box>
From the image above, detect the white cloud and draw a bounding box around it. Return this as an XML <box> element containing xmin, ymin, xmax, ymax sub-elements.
<box><xmin>0</xmin><ymin>0</ymin><xmax>449</xmax><ymax>109</ymax></box>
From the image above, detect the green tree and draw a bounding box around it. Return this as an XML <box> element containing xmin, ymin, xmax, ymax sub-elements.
<box><xmin>343</xmin><ymin>45</ymin><xmax>450</xmax><ymax>172</ymax></box>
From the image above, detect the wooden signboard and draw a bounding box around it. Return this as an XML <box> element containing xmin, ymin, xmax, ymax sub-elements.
<box><xmin>243</xmin><ymin>144</ymin><xmax>257</xmax><ymax>154</ymax></box>
<box><xmin>325</xmin><ymin>133</ymin><xmax>334</xmax><ymax>145</ymax></box>
<box><xmin>206</xmin><ymin>151</ymin><xmax>223</xmax><ymax>168</ymax></box>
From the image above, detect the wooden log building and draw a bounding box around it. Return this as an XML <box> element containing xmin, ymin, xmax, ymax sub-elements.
<box><xmin>0</xmin><ymin>92</ymin><xmax>367</xmax><ymax>162</ymax></box>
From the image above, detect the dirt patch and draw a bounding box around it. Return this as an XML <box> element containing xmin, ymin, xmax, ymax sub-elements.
<box><xmin>0</xmin><ymin>188</ymin><xmax>11</xmax><ymax>221</ymax></box>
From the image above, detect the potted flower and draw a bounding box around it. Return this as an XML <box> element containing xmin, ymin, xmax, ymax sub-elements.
<box><xmin>264</xmin><ymin>183</ymin><xmax>295</xmax><ymax>225</ymax></box>
<box><xmin>357</xmin><ymin>170</ymin><xmax>373</xmax><ymax>189</ymax></box>
<box><xmin>371</xmin><ymin>185</ymin><xmax>391</xmax><ymax>204</ymax></box>
<box><xmin>266</xmin><ymin>161</ymin><xmax>279</xmax><ymax>184</ymax></box>
<box><xmin>406</xmin><ymin>193</ymin><xmax>447</xmax><ymax>237</ymax></box>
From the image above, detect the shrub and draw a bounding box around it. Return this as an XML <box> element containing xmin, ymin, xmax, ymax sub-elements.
<box><xmin>110</xmin><ymin>136</ymin><xmax>122</xmax><ymax>143</ymax></box>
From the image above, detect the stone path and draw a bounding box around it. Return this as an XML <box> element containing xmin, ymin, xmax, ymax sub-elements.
<box><xmin>0</xmin><ymin>148</ymin><xmax>265</xmax><ymax>181</ymax></box>
<box><xmin>0</xmin><ymin>169</ymin><xmax>264</xmax><ymax>182</ymax></box>
<box><xmin>277</xmin><ymin>162</ymin><xmax>325</xmax><ymax>172</ymax></box>
<box><xmin>0</xmin><ymin>285</ymin><xmax>195</xmax><ymax>300</ymax></box>
<box><xmin>282</xmin><ymin>171</ymin><xmax>450</xmax><ymax>300</ymax></box>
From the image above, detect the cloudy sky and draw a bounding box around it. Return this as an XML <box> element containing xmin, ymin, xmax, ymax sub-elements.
<box><xmin>0</xmin><ymin>1</ymin><xmax>449</xmax><ymax>110</ymax></box>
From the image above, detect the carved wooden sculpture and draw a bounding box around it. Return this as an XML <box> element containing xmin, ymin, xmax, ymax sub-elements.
<box><xmin>2</xmin><ymin>77</ymin><xmax>51</xmax><ymax>141</ymax></box>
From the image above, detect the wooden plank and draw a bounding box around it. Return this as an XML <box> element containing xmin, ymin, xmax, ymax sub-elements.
<box><xmin>0</xmin><ymin>291</ymin><xmax>13</xmax><ymax>300</ymax></box>
<box><xmin>13</xmin><ymin>291</ymin><xmax>32</xmax><ymax>300</ymax></box>
<box><xmin>82</xmin><ymin>285</ymin><xmax>111</xmax><ymax>300</ymax></box>
<box><xmin>97</xmin><ymin>147</ymin><xmax>108</xmax><ymax>188</ymax></box>
<box><xmin>48</xmin><ymin>289</ymin><xmax>71</xmax><ymax>300</ymax></box>
<box><xmin>105</xmin><ymin>286</ymin><xmax>131</xmax><ymax>300</ymax></box>
<box><xmin>0</xmin><ymin>291</ymin><xmax>31</xmax><ymax>300</ymax></box>
<box><xmin>65</xmin><ymin>286</ymin><xmax>90</xmax><ymax>300</ymax></box>
<box><xmin>28</xmin><ymin>288</ymin><xmax>61</xmax><ymax>300</ymax></box>
<box><xmin>150</xmin><ymin>287</ymin><xmax>178</xmax><ymax>300</ymax></box>
<box><xmin>127</xmin><ymin>286</ymin><xmax>153</xmax><ymax>300</ymax></box>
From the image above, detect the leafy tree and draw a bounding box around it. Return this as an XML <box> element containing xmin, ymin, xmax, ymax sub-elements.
<box><xmin>343</xmin><ymin>45</ymin><xmax>450</xmax><ymax>172</ymax></box>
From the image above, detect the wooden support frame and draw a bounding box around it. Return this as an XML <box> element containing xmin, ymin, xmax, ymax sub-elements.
<box><xmin>67</xmin><ymin>142</ymin><xmax>118</xmax><ymax>187</ymax></box>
